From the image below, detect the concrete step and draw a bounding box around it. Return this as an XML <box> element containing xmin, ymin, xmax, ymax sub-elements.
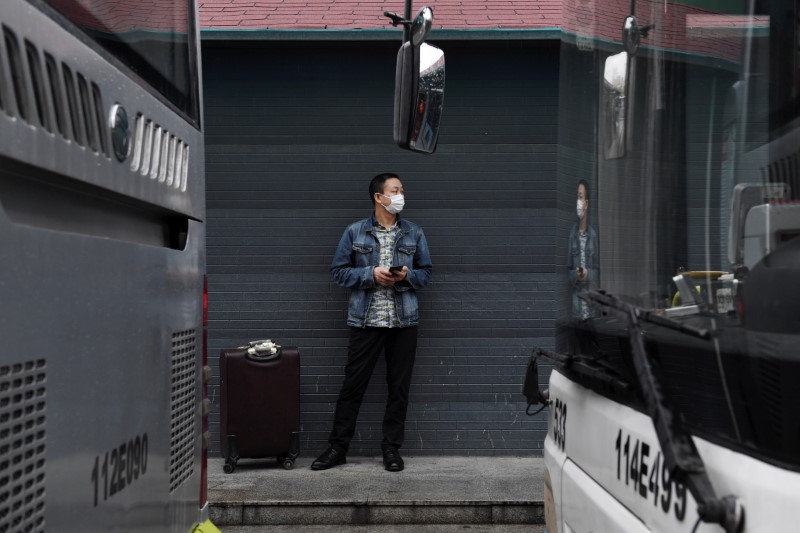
<box><xmin>221</xmin><ymin>525</ymin><xmax>547</xmax><ymax>532</ymax></box>
<box><xmin>208</xmin><ymin>456</ymin><xmax>545</xmax><ymax>527</ymax></box>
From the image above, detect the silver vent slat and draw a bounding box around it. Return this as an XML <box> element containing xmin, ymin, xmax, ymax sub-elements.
<box><xmin>90</xmin><ymin>82</ymin><xmax>107</xmax><ymax>155</ymax></box>
<box><xmin>130</xmin><ymin>113</ymin><xmax>144</xmax><ymax>172</ymax></box>
<box><xmin>158</xmin><ymin>132</ymin><xmax>170</xmax><ymax>182</ymax></box>
<box><xmin>169</xmin><ymin>330</ymin><xmax>196</xmax><ymax>493</ymax></box>
<box><xmin>181</xmin><ymin>145</ymin><xmax>190</xmax><ymax>192</ymax></box>
<box><xmin>76</xmin><ymin>73</ymin><xmax>96</xmax><ymax>152</ymax></box>
<box><xmin>168</xmin><ymin>137</ymin><xmax>180</xmax><ymax>187</ymax></box>
<box><xmin>173</xmin><ymin>141</ymin><xmax>184</xmax><ymax>189</ymax></box>
<box><xmin>151</xmin><ymin>125</ymin><xmax>163</xmax><ymax>180</ymax></box>
<box><xmin>0</xmin><ymin>359</ymin><xmax>47</xmax><ymax>533</ymax></box>
<box><xmin>140</xmin><ymin>119</ymin><xmax>154</xmax><ymax>176</ymax></box>
<box><xmin>165</xmin><ymin>135</ymin><xmax>176</xmax><ymax>186</ymax></box>
<box><xmin>24</xmin><ymin>40</ymin><xmax>49</xmax><ymax>133</ymax></box>
<box><xmin>3</xmin><ymin>25</ymin><xmax>28</xmax><ymax>123</ymax></box>
<box><xmin>43</xmin><ymin>53</ymin><xmax>66</xmax><ymax>139</ymax></box>
<box><xmin>127</xmin><ymin>112</ymin><xmax>189</xmax><ymax>192</ymax></box>
<box><xmin>61</xmin><ymin>64</ymin><xmax>82</xmax><ymax>146</ymax></box>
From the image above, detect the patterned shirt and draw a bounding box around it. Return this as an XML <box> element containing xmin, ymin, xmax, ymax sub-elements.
<box><xmin>365</xmin><ymin>222</ymin><xmax>402</xmax><ymax>327</ymax></box>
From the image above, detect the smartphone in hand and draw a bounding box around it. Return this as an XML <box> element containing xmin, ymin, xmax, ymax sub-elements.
<box><xmin>389</xmin><ymin>265</ymin><xmax>404</xmax><ymax>274</ymax></box>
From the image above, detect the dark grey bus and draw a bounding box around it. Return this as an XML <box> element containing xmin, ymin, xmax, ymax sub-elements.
<box><xmin>0</xmin><ymin>1</ymin><xmax>213</xmax><ymax>531</ymax></box>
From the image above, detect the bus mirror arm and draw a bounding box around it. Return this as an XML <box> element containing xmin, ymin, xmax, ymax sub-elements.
<box><xmin>696</xmin><ymin>495</ymin><xmax>746</xmax><ymax>533</ymax></box>
<box><xmin>533</xmin><ymin>346</ymin><xmax>636</xmax><ymax>404</ymax></box>
<box><xmin>383</xmin><ymin>11</ymin><xmax>411</xmax><ymax>28</ymax></box>
<box><xmin>581</xmin><ymin>289</ymin><xmax>746</xmax><ymax>533</ymax></box>
<box><xmin>523</xmin><ymin>351</ymin><xmax>551</xmax><ymax>415</ymax></box>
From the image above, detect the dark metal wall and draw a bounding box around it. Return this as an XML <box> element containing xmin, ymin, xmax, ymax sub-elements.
<box><xmin>202</xmin><ymin>39</ymin><xmax>560</xmax><ymax>456</ymax></box>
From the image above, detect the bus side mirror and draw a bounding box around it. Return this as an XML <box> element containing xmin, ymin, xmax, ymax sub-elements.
<box><xmin>523</xmin><ymin>354</ymin><xmax>549</xmax><ymax>412</ymax></box>
<box><xmin>602</xmin><ymin>51</ymin><xmax>628</xmax><ymax>159</ymax></box>
<box><xmin>393</xmin><ymin>41</ymin><xmax>445</xmax><ymax>153</ymax></box>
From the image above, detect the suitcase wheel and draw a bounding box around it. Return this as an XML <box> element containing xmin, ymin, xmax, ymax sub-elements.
<box><xmin>223</xmin><ymin>463</ymin><xmax>236</xmax><ymax>474</ymax></box>
<box><xmin>282</xmin><ymin>459</ymin><xmax>295</xmax><ymax>470</ymax></box>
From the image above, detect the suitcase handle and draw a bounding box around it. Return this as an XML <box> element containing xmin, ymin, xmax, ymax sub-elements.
<box><xmin>245</xmin><ymin>347</ymin><xmax>282</xmax><ymax>362</ymax></box>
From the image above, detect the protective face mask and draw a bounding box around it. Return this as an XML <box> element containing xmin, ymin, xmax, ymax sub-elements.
<box><xmin>576</xmin><ymin>199</ymin><xmax>586</xmax><ymax>220</ymax></box>
<box><xmin>380</xmin><ymin>193</ymin><xmax>405</xmax><ymax>215</ymax></box>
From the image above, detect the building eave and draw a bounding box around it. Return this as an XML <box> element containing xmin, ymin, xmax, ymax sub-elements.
<box><xmin>200</xmin><ymin>28</ymin><xmax>563</xmax><ymax>42</ymax></box>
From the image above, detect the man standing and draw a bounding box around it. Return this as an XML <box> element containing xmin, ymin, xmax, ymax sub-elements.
<box><xmin>311</xmin><ymin>173</ymin><xmax>432</xmax><ymax>472</ymax></box>
<box><xmin>568</xmin><ymin>179</ymin><xmax>599</xmax><ymax>319</ymax></box>
<box><xmin>567</xmin><ymin>179</ymin><xmax>600</xmax><ymax>355</ymax></box>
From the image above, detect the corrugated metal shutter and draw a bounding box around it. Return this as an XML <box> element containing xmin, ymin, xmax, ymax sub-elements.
<box><xmin>203</xmin><ymin>40</ymin><xmax>559</xmax><ymax>456</ymax></box>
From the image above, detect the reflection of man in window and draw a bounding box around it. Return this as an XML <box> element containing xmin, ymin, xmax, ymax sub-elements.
<box><xmin>568</xmin><ymin>179</ymin><xmax>599</xmax><ymax>320</ymax></box>
<box><xmin>411</xmin><ymin>98</ymin><xmax>425</xmax><ymax>141</ymax></box>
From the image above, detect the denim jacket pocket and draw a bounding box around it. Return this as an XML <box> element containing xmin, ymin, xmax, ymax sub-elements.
<box><xmin>396</xmin><ymin>244</ymin><xmax>416</xmax><ymax>266</ymax></box>
<box><xmin>585</xmin><ymin>240</ymin><xmax>596</xmax><ymax>266</ymax></box>
<box><xmin>352</xmin><ymin>243</ymin><xmax>373</xmax><ymax>267</ymax></box>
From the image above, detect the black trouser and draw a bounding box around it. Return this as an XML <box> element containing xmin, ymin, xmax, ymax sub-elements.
<box><xmin>328</xmin><ymin>326</ymin><xmax>418</xmax><ymax>453</ymax></box>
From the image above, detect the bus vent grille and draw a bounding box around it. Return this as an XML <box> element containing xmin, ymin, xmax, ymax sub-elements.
<box><xmin>0</xmin><ymin>359</ymin><xmax>47</xmax><ymax>533</ymax></box>
<box><xmin>169</xmin><ymin>330</ymin><xmax>196</xmax><ymax>493</ymax></box>
<box><xmin>0</xmin><ymin>25</ymin><xmax>108</xmax><ymax>157</ymax></box>
<box><xmin>755</xmin><ymin>337</ymin><xmax>784</xmax><ymax>441</ymax></box>
<box><xmin>763</xmin><ymin>150</ymin><xmax>800</xmax><ymax>201</ymax></box>
<box><xmin>130</xmin><ymin>113</ymin><xmax>190</xmax><ymax>193</ymax></box>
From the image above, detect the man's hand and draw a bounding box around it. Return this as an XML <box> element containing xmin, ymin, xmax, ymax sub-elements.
<box><xmin>374</xmin><ymin>267</ymin><xmax>396</xmax><ymax>286</ymax></box>
<box><xmin>577</xmin><ymin>267</ymin><xmax>588</xmax><ymax>282</ymax></box>
<box><xmin>374</xmin><ymin>266</ymin><xmax>409</xmax><ymax>285</ymax></box>
<box><xmin>392</xmin><ymin>266</ymin><xmax>409</xmax><ymax>282</ymax></box>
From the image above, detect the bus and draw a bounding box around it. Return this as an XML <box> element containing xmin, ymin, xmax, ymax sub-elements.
<box><xmin>0</xmin><ymin>1</ymin><xmax>215</xmax><ymax>531</ymax></box>
<box><xmin>527</xmin><ymin>1</ymin><xmax>800</xmax><ymax>532</ymax></box>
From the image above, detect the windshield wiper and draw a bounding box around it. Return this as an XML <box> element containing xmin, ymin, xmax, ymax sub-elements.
<box><xmin>586</xmin><ymin>289</ymin><xmax>711</xmax><ymax>339</ymax></box>
<box><xmin>580</xmin><ymin>289</ymin><xmax>744</xmax><ymax>533</ymax></box>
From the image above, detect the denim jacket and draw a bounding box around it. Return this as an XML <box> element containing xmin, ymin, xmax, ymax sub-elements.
<box><xmin>567</xmin><ymin>223</ymin><xmax>600</xmax><ymax>318</ymax></box>
<box><xmin>331</xmin><ymin>215</ymin><xmax>432</xmax><ymax>328</ymax></box>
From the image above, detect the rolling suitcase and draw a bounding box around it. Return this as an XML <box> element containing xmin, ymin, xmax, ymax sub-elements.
<box><xmin>220</xmin><ymin>340</ymin><xmax>300</xmax><ymax>472</ymax></box>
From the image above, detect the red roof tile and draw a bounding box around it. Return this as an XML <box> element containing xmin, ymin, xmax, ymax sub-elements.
<box><xmin>563</xmin><ymin>0</ymin><xmax>766</xmax><ymax>64</ymax></box>
<box><xmin>199</xmin><ymin>0</ymin><xmax>564</xmax><ymax>30</ymax></box>
<box><xmin>199</xmin><ymin>1</ymin><xmax>761</xmax><ymax>66</ymax></box>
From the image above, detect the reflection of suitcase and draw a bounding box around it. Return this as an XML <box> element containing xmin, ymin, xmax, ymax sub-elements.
<box><xmin>219</xmin><ymin>342</ymin><xmax>300</xmax><ymax>472</ymax></box>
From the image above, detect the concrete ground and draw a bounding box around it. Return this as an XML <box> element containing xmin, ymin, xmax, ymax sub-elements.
<box><xmin>209</xmin><ymin>455</ymin><xmax>546</xmax><ymax>529</ymax></box>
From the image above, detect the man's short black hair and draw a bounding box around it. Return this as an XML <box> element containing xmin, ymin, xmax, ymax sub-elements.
<box><xmin>578</xmin><ymin>179</ymin><xmax>590</xmax><ymax>202</ymax></box>
<box><xmin>370</xmin><ymin>173</ymin><xmax>400</xmax><ymax>201</ymax></box>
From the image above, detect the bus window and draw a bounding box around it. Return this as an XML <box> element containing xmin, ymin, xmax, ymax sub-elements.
<box><xmin>40</xmin><ymin>0</ymin><xmax>200</xmax><ymax>125</ymax></box>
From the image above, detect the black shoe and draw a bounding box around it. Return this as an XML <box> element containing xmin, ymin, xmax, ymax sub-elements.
<box><xmin>311</xmin><ymin>447</ymin><xmax>346</xmax><ymax>470</ymax></box>
<box><xmin>382</xmin><ymin>447</ymin><xmax>404</xmax><ymax>472</ymax></box>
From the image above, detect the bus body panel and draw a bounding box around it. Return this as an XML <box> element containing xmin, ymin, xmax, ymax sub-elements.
<box><xmin>0</xmin><ymin>1</ymin><xmax>206</xmax><ymax>531</ymax></box>
<box><xmin>547</xmin><ymin>370</ymin><xmax>800</xmax><ymax>532</ymax></box>
<box><xmin>561</xmin><ymin>459</ymin><xmax>650</xmax><ymax>533</ymax></box>
<box><xmin>543</xmin><ymin>419</ymin><xmax>566</xmax><ymax>533</ymax></box>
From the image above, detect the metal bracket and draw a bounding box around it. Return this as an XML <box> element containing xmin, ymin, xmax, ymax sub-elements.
<box><xmin>383</xmin><ymin>11</ymin><xmax>411</xmax><ymax>27</ymax></box>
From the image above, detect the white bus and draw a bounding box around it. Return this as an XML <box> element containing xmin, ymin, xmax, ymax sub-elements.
<box><xmin>527</xmin><ymin>1</ymin><xmax>800</xmax><ymax>532</ymax></box>
<box><xmin>0</xmin><ymin>1</ymin><xmax>215</xmax><ymax>531</ymax></box>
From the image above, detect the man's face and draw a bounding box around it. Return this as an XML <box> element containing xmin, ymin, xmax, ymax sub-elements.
<box><xmin>377</xmin><ymin>178</ymin><xmax>404</xmax><ymax>206</ymax></box>
<box><xmin>577</xmin><ymin>183</ymin><xmax>588</xmax><ymax>209</ymax></box>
